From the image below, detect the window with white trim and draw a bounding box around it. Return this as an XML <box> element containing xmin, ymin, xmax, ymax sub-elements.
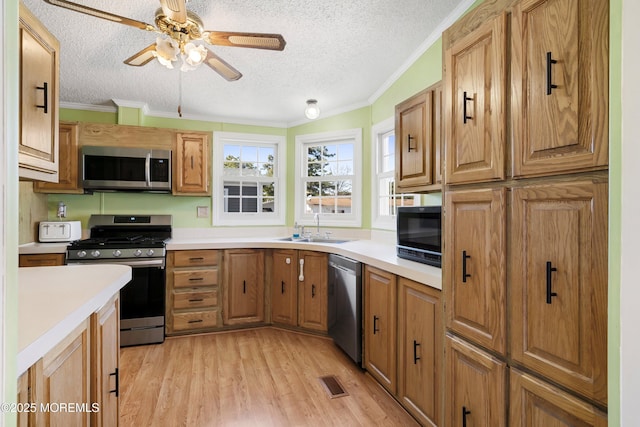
<box><xmin>371</xmin><ymin>118</ymin><xmax>418</xmax><ymax>229</ymax></box>
<box><xmin>213</xmin><ymin>132</ymin><xmax>286</xmax><ymax>226</ymax></box>
<box><xmin>295</xmin><ymin>128</ymin><xmax>362</xmax><ymax>228</ymax></box>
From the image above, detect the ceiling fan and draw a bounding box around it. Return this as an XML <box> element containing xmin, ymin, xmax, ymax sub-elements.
<box><xmin>43</xmin><ymin>0</ymin><xmax>286</xmax><ymax>81</ymax></box>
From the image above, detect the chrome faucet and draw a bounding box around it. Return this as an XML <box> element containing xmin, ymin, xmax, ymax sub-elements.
<box><xmin>314</xmin><ymin>213</ymin><xmax>320</xmax><ymax>235</ymax></box>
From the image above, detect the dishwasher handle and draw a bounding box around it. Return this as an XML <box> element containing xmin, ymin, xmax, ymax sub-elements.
<box><xmin>329</xmin><ymin>261</ymin><xmax>357</xmax><ymax>275</ymax></box>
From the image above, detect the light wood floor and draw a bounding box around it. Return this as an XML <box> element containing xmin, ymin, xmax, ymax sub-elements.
<box><xmin>119</xmin><ymin>327</ymin><xmax>418</xmax><ymax>427</ymax></box>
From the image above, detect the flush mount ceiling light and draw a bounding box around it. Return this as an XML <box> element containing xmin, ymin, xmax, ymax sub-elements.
<box><xmin>305</xmin><ymin>99</ymin><xmax>320</xmax><ymax>120</ymax></box>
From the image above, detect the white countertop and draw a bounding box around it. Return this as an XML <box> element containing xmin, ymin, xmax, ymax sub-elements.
<box><xmin>166</xmin><ymin>237</ymin><xmax>442</xmax><ymax>290</ymax></box>
<box><xmin>17</xmin><ymin>264</ymin><xmax>131</xmax><ymax>376</ymax></box>
<box><xmin>19</xmin><ymin>242</ymin><xmax>70</xmax><ymax>254</ymax></box>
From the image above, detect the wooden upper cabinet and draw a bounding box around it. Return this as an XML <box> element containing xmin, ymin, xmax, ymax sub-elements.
<box><xmin>444</xmin><ymin>188</ymin><xmax>507</xmax><ymax>355</ymax></box>
<box><xmin>444</xmin><ymin>12</ymin><xmax>507</xmax><ymax>185</ymax></box>
<box><xmin>363</xmin><ymin>266</ymin><xmax>397</xmax><ymax>394</ymax></box>
<box><xmin>510</xmin><ymin>181</ymin><xmax>608</xmax><ymax>405</ymax></box>
<box><xmin>395</xmin><ymin>81</ymin><xmax>442</xmax><ymax>193</ymax></box>
<box><xmin>34</xmin><ymin>122</ymin><xmax>81</xmax><ymax>193</ymax></box>
<box><xmin>223</xmin><ymin>249</ymin><xmax>265</xmax><ymax>325</ymax></box>
<box><xmin>511</xmin><ymin>0</ymin><xmax>609</xmax><ymax>177</ymax></box>
<box><xmin>19</xmin><ymin>4</ymin><xmax>60</xmax><ymax>183</ymax></box>
<box><xmin>173</xmin><ymin>132</ymin><xmax>210</xmax><ymax>195</ymax></box>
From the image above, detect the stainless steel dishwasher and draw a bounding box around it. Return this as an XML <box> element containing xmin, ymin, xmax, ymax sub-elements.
<box><xmin>327</xmin><ymin>254</ymin><xmax>362</xmax><ymax>366</ymax></box>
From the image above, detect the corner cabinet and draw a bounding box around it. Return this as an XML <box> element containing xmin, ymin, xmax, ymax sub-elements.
<box><xmin>19</xmin><ymin>4</ymin><xmax>60</xmax><ymax>183</ymax></box>
<box><xmin>223</xmin><ymin>249</ymin><xmax>265</xmax><ymax>326</ymax></box>
<box><xmin>444</xmin><ymin>12</ymin><xmax>507</xmax><ymax>185</ymax></box>
<box><xmin>173</xmin><ymin>132</ymin><xmax>210</xmax><ymax>195</ymax></box>
<box><xmin>34</xmin><ymin>122</ymin><xmax>82</xmax><ymax>193</ymax></box>
<box><xmin>395</xmin><ymin>81</ymin><xmax>443</xmax><ymax>193</ymax></box>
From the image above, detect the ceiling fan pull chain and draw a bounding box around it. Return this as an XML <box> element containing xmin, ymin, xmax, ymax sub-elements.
<box><xmin>178</xmin><ymin>70</ymin><xmax>183</xmax><ymax>117</ymax></box>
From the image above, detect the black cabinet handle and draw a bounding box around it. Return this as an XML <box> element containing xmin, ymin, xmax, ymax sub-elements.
<box><xmin>463</xmin><ymin>91</ymin><xmax>473</xmax><ymax>124</ymax></box>
<box><xmin>462</xmin><ymin>250</ymin><xmax>472</xmax><ymax>283</ymax></box>
<box><xmin>109</xmin><ymin>368</ymin><xmax>119</xmax><ymax>397</ymax></box>
<box><xmin>191</xmin><ymin>156</ymin><xmax>194</xmax><ymax>169</ymax></box>
<box><xmin>188</xmin><ymin>277</ymin><xmax>204</xmax><ymax>282</ymax></box>
<box><xmin>407</xmin><ymin>134</ymin><xmax>415</xmax><ymax>152</ymax></box>
<box><xmin>188</xmin><ymin>319</ymin><xmax>203</xmax><ymax>324</ymax></box>
<box><xmin>188</xmin><ymin>298</ymin><xmax>204</xmax><ymax>303</ymax></box>
<box><xmin>281</xmin><ymin>280</ymin><xmax>285</xmax><ymax>294</ymax></box>
<box><xmin>311</xmin><ymin>284</ymin><xmax>316</xmax><ymax>298</ymax></box>
<box><xmin>462</xmin><ymin>406</ymin><xmax>471</xmax><ymax>427</ymax></box>
<box><xmin>373</xmin><ymin>315</ymin><xmax>379</xmax><ymax>334</ymax></box>
<box><xmin>36</xmin><ymin>82</ymin><xmax>48</xmax><ymax>114</ymax></box>
<box><xmin>413</xmin><ymin>340</ymin><xmax>421</xmax><ymax>364</ymax></box>
<box><xmin>189</xmin><ymin>257</ymin><xmax>205</xmax><ymax>261</ymax></box>
<box><xmin>546</xmin><ymin>52</ymin><xmax>558</xmax><ymax>95</ymax></box>
<box><xmin>546</xmin><ymin>261</ymin><xmax>558</xmax><ymax>304</ymax></box>
<box><xmin>243</xmin><ymin>280</ymin><xmax>246</xmax><ymax>294</ymax></box>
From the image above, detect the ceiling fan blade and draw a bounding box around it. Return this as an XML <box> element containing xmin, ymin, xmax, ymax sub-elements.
<box><xmin>124</xmin><ymin>44</ymin><xmax>157</xmax><ymax>67</ymax></box>
<box><xmin>159</xmin><ymin>0</ymin><xmax>187</xmax><ymax>24</ymax></box>
<box><xmin>206</xmin><ymin>31</ymin><xmax>286</xmax><ymax>51</ymax></box>
<box><xmin>204</xmin><ymin>49</ymin><xmax>242</xmax><ymax>81</ymax></box>
<box><xmin>44</xmin><ymin>0</ymin><xmax>155</xmax><ymax>31</ymax></box>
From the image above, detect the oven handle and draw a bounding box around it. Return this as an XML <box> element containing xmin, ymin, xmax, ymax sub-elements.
<box><xmin>145</xmin><ymin>153</ymin><xmax>151</xmax><ymax>187</ymax></box>
<box><xmin>67</xmin><ymin>259</ymin><xmax>165</xmax><ymax>268</ymax></box>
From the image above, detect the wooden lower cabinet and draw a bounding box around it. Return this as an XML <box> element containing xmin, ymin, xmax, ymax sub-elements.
<box><xmin>223</xmin><ymin>249</ymin><xmax>265</xmax><ymax>325</ymax></box>
<box><xmin>363</xmin><ymin>265</ymin><xmax>397</xmax><ymax>394</ymax></box>
<box><xmin>166</xmin><ymin>250</ymin><xmax>221</xmax><ymax>335</ymax></box>
<box><xmin>397</xmin><ymin>278</ymin><xmax>442</xmax><ymax>427</ymax></box>
<box><xmin>17</xmin><ymin>371</ymin><xmax>30</xmax><ymax>427</ymax></box>
<box><xmin>445</xmin><ymin>333</ymin><xmax>506</xmax><ymax>427</ymax></box>
<box><xmin>510</xmin><ymin>369</ymin><xmax>607</xmax><ymax>427</ymax></box>
<box><xmin>297</xmin><ymin>251</ymin><xmax>328</xmax><ymax>331</ymax></box>
<box><xmin>19</xmin><ymin>253</ymin><xmax>65</xmax><ymax>267</ymax></box>
<box><xmin>271</xmin><ymin>249</ymin><xmax>299</xmax><ymax>326</ymax></box>
<box><xmin>91</xmin><ymin>294</ymin><xmax>119</xmax><ymax>427</ymax></box>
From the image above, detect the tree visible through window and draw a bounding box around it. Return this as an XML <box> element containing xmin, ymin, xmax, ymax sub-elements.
<box><xmin>304</xmin><ymin>142</ymin><xmax>354</xmax><ymax>215</ymax></box>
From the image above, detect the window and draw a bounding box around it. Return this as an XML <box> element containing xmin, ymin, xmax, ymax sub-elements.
<box><xmin>371</xmin><ymin>118</ymin><xmax>418</xmax><ymax>229</ymax></box>
<box><xmin>295</xmin><ymin>128</ymin><xmax>362</xmax><ymax>228</ymax></box>
<box><xmin>213</xmin><ymin>132</ymin><xmax>286</xmax><ymax>225</ymax></box>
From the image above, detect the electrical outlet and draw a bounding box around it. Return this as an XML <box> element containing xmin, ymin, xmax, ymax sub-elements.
<box><xmin>196</xmin><ymin>206</ymin><xmax>209</xmax><ymax>218</ymax></box>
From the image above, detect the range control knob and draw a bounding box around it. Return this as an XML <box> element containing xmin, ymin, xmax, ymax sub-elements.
<box><xmin>133</xmin><ymin>249</ymin><xmax>142</xmax><ymax>257</ymax></box>
<box><xmin>146</xmin><ymin>249</ymin><xmax>155</xmax><ymax>257</ymax></box>
<box><xmin>113</xmin><ymin>250</ymin><xmax>122</xmax><ymax>257</ymax></box>
<box><xmin>91</xmin><ymin>250</ymin><xmax>101</xmax><ymax>258</ymax></box>
<box><xmin>77</xmin><ymin>250</ymin><xmax>87</xmax><ymax>258</ymax></box>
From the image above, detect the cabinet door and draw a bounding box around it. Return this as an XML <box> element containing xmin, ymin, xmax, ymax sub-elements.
<box><xmin>395</xmin><ymin>89</ymin><xmax>433</xmax><ymax>190</ymax></box>
<box><xmin>174</xmin><ymin>132</ymin><xmax>210</xmax><ymax>195</ymax></box>
<box><xmin>445</xmin><ymin>334</ymin><xmax>506</xmax><ymax>427</ymax></box>
<box><xmin>223</xmin><ymin>249</ymin><xmax>265</xmax><ymax>325</ymax></box>
<box><xmin>363</xmin><ymin>266</ymin><xmax>397</xmax><ymax>394</ymax></box>
<box><xmin>397</xmin><ymin>278</ymin><xmax>442</xmax><ymax>427</ymax></box>
<box><xmin>34</xmin><ymin>122</ymin><xmax>81</xmax><ymax>193</ymax></box>
<box><xmin>271</xmin><ymin>249</ymin><xmax>298</xmax><ymax>326</ymax></box>
<box><xmin>510</xmin><ymin>369</ymin><xmax>607</xmax><ymax>427</ymax></box>
<box><xmin>38</xmin><ymin>320</ymin><xmax>91</xmax><ymax>426</ymax></box>
<box><xmin>297</xmin><ymin>251</ymin><xmax>328</xmax><ymax>331</ymax></box>
<box><xmin>91</xmin><ymin>295</ymin><xmax>119</xmax><ymax>427</ymax></box>
<box><xmin>444</xmin><ymin>12</ymin><xmax>507</xmax><ymax>184</ymax></box>
<box><xmin>510</xmin><ymin>181</ymin><xmax>608</xmax><ymax>405</ymax></box>
<box><xmin>444</xmin><ymin>188</ymin><xmax>506</xmax><ymax>354</ymax></box>
<box><xmin>19</xmin><ymin>4</ymin><xmax>59</xmax><ymax>182</ymax></box>
<box><xmin>511</xmin><ymin>0</ymin><xmax>609</xmax><ymax>177</ymax></box>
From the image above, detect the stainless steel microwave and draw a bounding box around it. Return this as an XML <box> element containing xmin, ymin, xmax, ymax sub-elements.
<box><xmin>81</xmin><ymin>146</ymin><xmax>172</xmax><ymax>192</ymax></box>
<box><xmin>396</xmin><ymin>206</ymin><xmax>442</xmax><ymax>267</ymax></box>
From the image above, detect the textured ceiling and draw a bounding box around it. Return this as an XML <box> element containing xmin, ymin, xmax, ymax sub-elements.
<box><xmin>22</xmin><ymin>0</ymin><xmax>468</xmax><ymax>126</ymax></box>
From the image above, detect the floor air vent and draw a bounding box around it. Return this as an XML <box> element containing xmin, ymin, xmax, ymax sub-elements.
<box><xmin>319</xmin><ymin>375</ymin><xmax>349</xmax><ymax>398</ymax></box>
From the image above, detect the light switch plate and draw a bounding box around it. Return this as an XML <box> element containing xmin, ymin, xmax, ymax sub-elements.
<box><xmin>197</xmin><ymin>206</ymin><xmax>209</xmax><ymax>218</ymax></box>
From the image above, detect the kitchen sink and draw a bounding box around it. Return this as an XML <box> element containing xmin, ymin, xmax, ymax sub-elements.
<box><xmin>277</xmin><ymin>237</ymin><xmax>352</xmax><ymax>244</ymax></box>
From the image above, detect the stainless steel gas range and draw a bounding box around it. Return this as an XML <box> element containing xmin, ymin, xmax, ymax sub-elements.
<box><xmin>66</xmin><ymin>214</ymin><xmax>172</xmax><ymax>347</ymax></box>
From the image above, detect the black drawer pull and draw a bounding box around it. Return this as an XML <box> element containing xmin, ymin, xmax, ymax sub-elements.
<box><xmin>546</xmin><ymin>261</ymin><xmax>558</xmax><ymax>304</ymax></box>
<box><xmin>188</xmin><ymin>277</ymin><xmax>204</xmax><ymax>281</ymax></box>
<box><xmin>546</xmin><ymin>51</ymin><xmax>558</xmax><ymax>95</ymax></box>
<box><xmin>462</xmin><ymin>406</ymin><xmax>471</xmax><ymax>427</ymax></box>
<box><xmin>188</xmin><ymin>298</ymin><xmax>204</xmax><ymax>303</ymax></box>
<box><xmin>36</xmin><ymin>82</ymin><xmax>48</xmax><ymax>114</ymax></box>
<box><xmin>189</xmin><ymin>257</ymin><xmax>205</xmax><ymax>261</ymax></box>
<box><xmin>109</xmin><ymin>368</ymin><xmax>119</xmax><ymax>397</ymax></box>
<box><xmin>463</xmin><ymin>91</ymin><xmax>473</xmax><ymax>124</ymax></box>
<box><xmin>413</xmin><ymin>340</ymin><xmax>421</xmax><ymax>364</ymax></box>
<box><xmin>373</xmin><ymin>315</ymin><xmax>379</xmax><ymax>334</ymax></box>
<box><xmin>462</xmin><ymin>250</ymin><xmax>471</xmax><ymax>283</ymax></box>
<box><xmin>188</xmin><ymin>319</ymin><xmax>203</xmax><ymax>324</ymax></box>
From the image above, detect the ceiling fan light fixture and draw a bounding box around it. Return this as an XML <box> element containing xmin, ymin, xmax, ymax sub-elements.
<box><xmin>181</xmin><ymin>42</ymin><xmax>207</xmax><ymax>71</ymax></box>
<box><xmin>305</xmin><ymin>99</ymin><xmax>320</xmax><ymax>120</ymax></box>
<box><xmin>153</xmin><ymin>37</ymin><xmax>179</xmax><ymax>69</ymax></box>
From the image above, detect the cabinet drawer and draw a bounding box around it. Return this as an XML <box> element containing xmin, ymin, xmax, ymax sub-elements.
<box><xmin>172</xmin><ymin>310</ymin><xmax>218</xmax><ymax>331</ymax></box>
<box><xmin>173</xmin><ymin>269</ymin><xmax>218</xmax><ymax>288</ymax></box>
<box><xmin>173</xmin><ymin>289</ymin><xmax>218</xmax><ymax>310</ymax></box>
<box><xmin>173</xmin><ymin>250</ymin><xmax>218</xmax><ymax>267</ymax></box>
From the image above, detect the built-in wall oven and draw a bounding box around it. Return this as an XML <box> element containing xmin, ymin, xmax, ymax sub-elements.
<box><xmin>66</xmin><ymin>215</ymin><xmax>172</xmax><ymax>347</ymax></box>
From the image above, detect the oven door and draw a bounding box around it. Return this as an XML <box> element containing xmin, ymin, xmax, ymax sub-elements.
<box><xmin>119</xmin><ymin>261</ymin><xmax>166</xmax><ymax>347</ymax></box>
